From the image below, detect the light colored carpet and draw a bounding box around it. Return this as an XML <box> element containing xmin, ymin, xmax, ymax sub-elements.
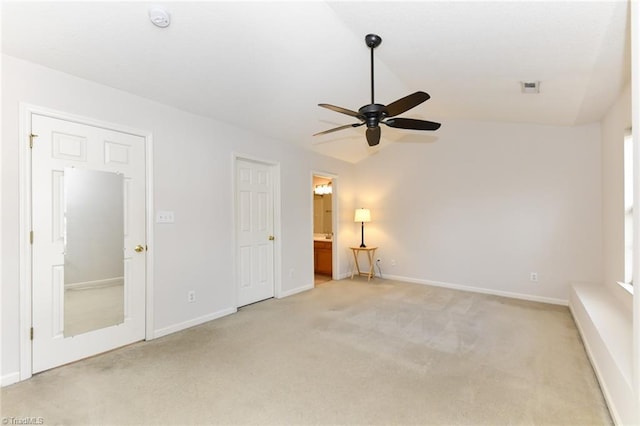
<box><xmin>1</xmin><ymin>278</ymin><xmax>612</xmax><ymax>425</ymax></box>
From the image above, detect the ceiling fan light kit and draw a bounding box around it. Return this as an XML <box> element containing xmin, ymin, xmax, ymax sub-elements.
<box><xmin>314</xmin><ymin>34</ymin><xmax>441</xmax><ymax>147</ymax></box>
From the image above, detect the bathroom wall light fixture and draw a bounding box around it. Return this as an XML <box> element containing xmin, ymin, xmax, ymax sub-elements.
<box><xmin>354</xmin><ymin>208</ymin><xmax>371</xmax><ymax>247</ymax></box>
<box><xmin>314</xmin><ymin>183</ymin><xmax>332</xmax><ymax>195</ymax></box>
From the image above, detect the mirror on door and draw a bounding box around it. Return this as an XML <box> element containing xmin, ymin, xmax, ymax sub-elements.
<box><xmin>63</xmin><ymin>168</ymin><xmax>125</xmax><ymax>337</ymax></box>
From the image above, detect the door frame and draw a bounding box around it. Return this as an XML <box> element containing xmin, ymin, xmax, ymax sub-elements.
<box><xmin>18</xmin><ymin>103</ymin><xmax>155</xmax><ymax>381</ymax></box>
<box><xmin>232</xmin><ymin>153</ymin><xmax>282</xmax><ymax>306</ymax></box>
<box><xmin>311</xmin><ymin>171</ymin><xmax>339</xmax><ymax>281</ymax></box>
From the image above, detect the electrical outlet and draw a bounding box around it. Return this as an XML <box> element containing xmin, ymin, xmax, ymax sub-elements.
<box><xmin>530</xmin><ymin>272</ymin><xmax>538</xmax><ymax>282</ymax></box>
<box><xmin>391</xmin><ymin>259</ymin><xmax>397</xmax><ymax>266</ymax></box>
<box><xmin>289</xmin><ymin>269</ymin><xmax>295</xmax><ymax>278</ymax></box>
<box><xmin>187</xmin><ymin>290</ymin><xmax>196</xmax><ymax>303</ymax></box>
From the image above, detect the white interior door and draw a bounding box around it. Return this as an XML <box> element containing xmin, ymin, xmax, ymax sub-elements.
<box><xmin>236</xmin><ymin>158</ymin><xmax>275</xmax><ymax>307</ymax></box>
<box><xmin>31</xmin><ymin>114</ymin><xmax>146</xmax><ymax>373</ymax></box>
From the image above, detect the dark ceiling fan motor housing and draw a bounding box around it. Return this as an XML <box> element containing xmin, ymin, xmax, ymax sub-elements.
<box><xmin>360</xmin><ymin>104</ymin><xmax>386</xmax><ymax>128</ymax></box>
<box><xmin>314</xmin><ymin>34</ymin><xmax>441</xmax><ymax>147</ymax></box>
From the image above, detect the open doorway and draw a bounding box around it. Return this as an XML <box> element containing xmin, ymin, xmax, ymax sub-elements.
<box><xmin>312</xmin><ymin>175</ymin><xmax>334</xmax><ymax>285</ymax></box>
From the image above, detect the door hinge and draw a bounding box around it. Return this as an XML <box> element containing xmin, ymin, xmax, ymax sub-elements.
<box><xmin>30</xmin><ymin>231</ymin><xmax>34</xmax><ymax>244</ymax></box>
<box><xmin>30</xmin><ymin>327</ymin><xmax>34</xmax><ymax>340</ymax></box>
<box><xmin>29</xmin><ymin>133</ymin><xmax>38</xmax><ymax>149</ymax></box>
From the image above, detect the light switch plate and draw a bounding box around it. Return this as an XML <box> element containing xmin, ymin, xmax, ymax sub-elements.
<box><xmin>156</xmin><ymin>210</ymin><xmax>174</xmax><ymax>223</ymax></box>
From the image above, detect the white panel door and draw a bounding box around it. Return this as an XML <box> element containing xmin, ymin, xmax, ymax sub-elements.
<box><xmin>236</xmin><ymin>159</ymin><xmax>274</xmax><ymax>306</ymax></box>
<box><xmin>31</xmin><ymin>114</ymin><xmax>146</xmax><ymax>373</ymax></box>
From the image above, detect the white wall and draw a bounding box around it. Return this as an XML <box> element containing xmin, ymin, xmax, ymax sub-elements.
<box><xmin>601</xmin><ymin>84</ymin><xmax>632</xmax><ymax>309</ymax></box>
<box><xmin>355</xmin><ymin>120</ymin><xmax>603</xmax><ymax>303</ymax></box>
<box><xmin>568</xmin><ymin>4</ymin><xmax>639</xmax><ymax>422</ymax></box>
<box><xmin>569</xmin><ymin>84</ymin><xmax>636</xmax><ymax>425</ymax></box>
<box><xmin>1</xmin><ymin>55</ymin><xmax>356</xmax><ymax>381</ymax></box>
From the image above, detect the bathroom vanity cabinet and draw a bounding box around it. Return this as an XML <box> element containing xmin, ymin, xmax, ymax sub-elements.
<box><xmin>314</xmin><ymin>240</ymin><xmax>332</xmax><ymax>275</ymax></box>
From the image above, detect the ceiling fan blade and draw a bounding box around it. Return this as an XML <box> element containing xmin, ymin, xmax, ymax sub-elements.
<box><xmin>383</xmin><ymin>118</ymin><xmax>441</xmax><ymax>131</ymax></box>
<box><xmin>366</xmin><ymin>126</ymin><xmax>381</xmax><ymax>146</ymax></box>
<box><xmin>385</xmin><ymin>91</ymin><xmax>431</xmax><ymax>117</ymax></box>
<box><xmin>313</xmin><ymin>122</ymin><xmax>364</xmax><ymax>136</ymax></box>
<box><xmin>318</xmin><ymin>103</ymin><xmax>362</xmax><ymax>119</ymax></box>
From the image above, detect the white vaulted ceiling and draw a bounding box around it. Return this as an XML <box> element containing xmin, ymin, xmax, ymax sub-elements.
<box><xmin>2</xmin><ymin>1</ymin><xmax>630</xmax><ymax>163</ymax></box>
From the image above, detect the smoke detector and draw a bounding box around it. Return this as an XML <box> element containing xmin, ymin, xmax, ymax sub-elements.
<box><xmin>521</xmin><ymin>81</ymin><xmax>540</xmax><ymax>94</ymax></box>
<box><xmin>149</xmin><ymin>7</ymin><xmax>171</xmax><ymax>28</ymax></box>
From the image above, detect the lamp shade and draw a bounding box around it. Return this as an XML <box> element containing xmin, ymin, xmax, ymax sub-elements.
<box><xmin>354</xmin><ymin>208</ymin><xmax>371</xmax><ymax>223</ymax></box>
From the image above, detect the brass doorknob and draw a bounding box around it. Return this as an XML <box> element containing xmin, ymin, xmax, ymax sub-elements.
<box><xmin>134</xmin><ymin>245</ymin><xmax>145</xmax><ymax>253</ymax></box>
<box><xmin>268</xmin><ymin>235</ymin><xmax>275</xmax><ymax>241</ymax></box>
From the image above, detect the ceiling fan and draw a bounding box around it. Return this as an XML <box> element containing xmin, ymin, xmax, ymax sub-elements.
<box><xmin>314</xmin><ymin>34</ymin><xmax>441</xmax><ymax>147</ymax></box>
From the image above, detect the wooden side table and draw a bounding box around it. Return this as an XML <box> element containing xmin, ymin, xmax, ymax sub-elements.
<box><xmin>350</xmin><ymin>247</ymin><xmax>378</xmax><ymax>281</ymax></box>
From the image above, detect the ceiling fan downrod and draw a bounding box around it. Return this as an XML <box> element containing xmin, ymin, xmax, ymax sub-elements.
<box><xmin>365</xmin><ymin>34</ymin><xmax>382</xmax><ymax>105</ymax></box>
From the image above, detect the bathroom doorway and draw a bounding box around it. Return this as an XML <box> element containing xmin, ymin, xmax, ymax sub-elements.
<box><xmin>312</xmin><ymin>175</ymin><xmax>334</xmax><ymax>285</ymax></box>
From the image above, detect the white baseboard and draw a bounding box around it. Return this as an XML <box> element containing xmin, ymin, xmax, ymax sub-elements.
<box><xmin>1</xmin><ymin>371</ymin><xmax>20</xmax><ymax>387</ymax></box>
<box><xmin>335</xmin><ymin>271</ymin><xmax>352</xmax><ymax>280</ymax></box>
<box><xmin>153</xmin><ymin>307</ymin><xmax>237</xmax><ymax>339</ymax></box>
<box><xmin>65</xmin><ymin>276</ymin><xmax>124</xmax><ymax>290</ymax></box>
<box><xmin>279</xmin><ymin>284</ymin><xmax>314</xmax><ymax>298</ymax></box>
<box><xmin>383</xmin><ymin>274</ymin><xmax>568</xmax><ymax>306</ymax></box>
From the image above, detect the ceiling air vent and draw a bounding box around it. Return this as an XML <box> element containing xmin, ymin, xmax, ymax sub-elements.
<box><xmin>521</xmin><ymin>81</ymin><xmax>540</xmax><ymax>94</ymax></box>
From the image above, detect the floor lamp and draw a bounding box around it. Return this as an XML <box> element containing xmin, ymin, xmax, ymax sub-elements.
<box><xmin>354</xmin><ymin>208</ymin><xmax>371</xmax><ymax>248</ymax></box>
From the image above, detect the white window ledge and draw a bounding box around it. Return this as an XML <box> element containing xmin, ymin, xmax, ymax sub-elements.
<box><xmin>569</xmin><ymin>283</ymin><xmax>636</xmax><ymax>425</ymax></box>
<box><xmin>616</xmin><ymin>281</ymin><xmax>634</xmax><ymax>295</ymax></box>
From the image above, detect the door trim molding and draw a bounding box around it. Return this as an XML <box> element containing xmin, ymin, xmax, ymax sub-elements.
<box><xmin>311</xmin><ymin>171</ymin><xmax>339</xmax><ymax>282</ymax></box>
<box><xmin>232</xmin><ymin>153</ymin><xmax>282</xmax><ymax>305</ymax></box>
<box><xmin>18</xmin><ymin>103</ymin><xmax>155</xmax><ymax>381</ymax></box>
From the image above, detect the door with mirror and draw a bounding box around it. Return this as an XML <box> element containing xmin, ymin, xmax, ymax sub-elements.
<box><xmin>31</xmin><ymin>114</ymin><xmax>146</xmax><ymax>373</ymax></box>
